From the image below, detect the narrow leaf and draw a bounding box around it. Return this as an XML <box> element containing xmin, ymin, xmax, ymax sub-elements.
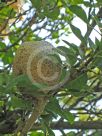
<box><xmin>70</xmin><ymin>24</ymin><xmax>86</xmax><ymax>45</ymax></box>
<box><xmin>69</xmin><ymin>5</ymin><xmax>88</xmax><ymax>23</ymax></box>
<box><xmin>66</xmin><ymin>73</ymin><xmax>87</xmax><ymax>90</ymax></box>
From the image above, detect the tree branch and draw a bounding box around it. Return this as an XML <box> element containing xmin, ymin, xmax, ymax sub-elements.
<box><xmin>33</xmin><ymin>121</ymin><xmax>102</xmax><ymax>130</ymax></box>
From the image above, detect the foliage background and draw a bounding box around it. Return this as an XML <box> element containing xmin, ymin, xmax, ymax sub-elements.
<box><xmin>0</xmin><ymin>0</ymin><xmax>102</xmax><ymax>135</ymax></box>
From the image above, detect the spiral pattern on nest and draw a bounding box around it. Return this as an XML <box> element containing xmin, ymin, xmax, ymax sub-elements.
<box><xmin>13</xmin><ymin>41</ymin><xmax>62</xmax><ymax>89</ymax></box>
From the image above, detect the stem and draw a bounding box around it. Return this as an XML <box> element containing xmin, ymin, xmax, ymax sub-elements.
<box><xmin>20</xmin><ymin>97</ymin><xmax>47</xmax><ymax>136</ymax></box>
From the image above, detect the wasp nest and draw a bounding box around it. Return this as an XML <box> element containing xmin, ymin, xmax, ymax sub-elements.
<box><xmin>13</xmin><ymin>41</ymin><xmax>61</xmax><ymax>89</ymax></box>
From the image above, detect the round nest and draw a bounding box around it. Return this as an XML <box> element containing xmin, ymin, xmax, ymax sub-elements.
<box><xmin>13</xmin><ymin>41</ymin><xmax>62</xmax><ymax>89</ymax></box>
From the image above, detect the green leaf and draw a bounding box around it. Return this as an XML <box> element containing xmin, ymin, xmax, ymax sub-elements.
<box><xmin>66</xmin><ymin>131</ymin><xmax>76</xmax><ymax>136</ymax></box>
<box><xmin>69</xmin><ymin>5</ymin><xmax>88</xmax><ymax>23</ymax></box>
<box><xmin>46</xmin><ymin>98</ymin><xmax>74</xmax><ymax>123</ymax></box>
<box><xmin>0</xmin><ymin>6</ymin><xmax>12</xmax><ymax>18</ymax></box>
<box><xmin>42</xmin><ymin>114</ymin><xmax>55</xmax><ymax>136</ymax></box>
<box><xmin>7</xmin><ymin>74</ymin><xmax>46</xmax><ymax>96</ymax></box>
<box><xmin>48</xmin><ymin>50</ymin><xmax>62</xmax><ymax>65</ymax></box>
<box><xmin>70</xmin><ymin>24</ymin><xmax>86</xmax><ymax>45</ymax></box>
<box><xmin>66</xmin><ymin>73</ymin><xmax>87</xmax><ymax>90</ymax></box>
<box><xmin>41</xmin><ymin>114</ymin><xmax>53</xmax><ymax>123</ymax></box>
<box><xmin>63</xmin><ymin>40</ymin><xmax>79</xmax><ymax>55</ymax></box>
<box><xmin>0</xmin><ymin>86</ymin><xmax>6</xmax><ymax>94</ymax></box>
<box><xmin>59</xmin><ymin>68</ymin><xmax>68</xmax><ymax>82</ymax></box>
<box><xmin>83</xmin><ymin>2</ymin><xmax>92</xmax><ymax>7</ymax></box>
<box><xmin>88</xmin><ymin>38</ymin><xmax>96</xmax><ymax>50</ymax></box>
<box><xmin>0</xmin><ymin>41</ymin><xmax>6</xmax><ymax>50</ymax></box>
<box><xmin>46</xmin><ymin>98</ymin><xmax>62</xmax><ymax>115</ymax></box>
<box><xmin>31</xmin><ymin>0</ymin><xmax>42</xmax><ymax>10</ymax></box>
<box><xmin>2</xmin><ymin>49</ymin><xmax>13</xmax><ymax>64</ymax></box>
<box><xmin>9</xmin><ymin>96</ymin><xmax>32</xmax><ymax>109</ymax></box>
<box><xmin>96</xmin><ymin>0</ymin><xmax>102</xmax><ymax>4</ymax></box>
<box><xmin>57</xmin><ymin>46</ymin><xmax>77</xmax><ymax>66</ymax></box>
<box><xmin>92</xmin><ymin>50</ymin><xmax>102</xmax><ymax>69</ymax></box>
<box><xmin>63</xmin><ymin>110</ymin><xmax>74</xmax><ymax>124</ymax></box>
<box><xmin>95</xmin><ymin>38</ymin><xmax>102</xmax><ymax>50</ymax></box>
<box><xmin>6</xmin><ymin>74</ymin><xmax>30</xmax><ymax>90</ymax></box>
<box><xmin>0</xmin><ymin>73</ymin><xmax>12</xmax><ymax>94</ymax></box>
<box><xmin>0</xmin><ymin>101</ymin><xmax>4</xmax><ymax>107</ymax></box>
<box><xmin>30</xmin><ymin>131</ymin><xmax>44</xmax><ymax>136</ymax></box>
<box><xmin>50</xmin><ymin>8</ymin><xmax>59</xmax><ymax>20</ymax></box>
<box><xmin>9</xmin><ymin>34</ymin><xmax>19</xmax><ymax>44</ymax></box>
<box><xmin>52</xmin><ymin>32</ymin><xmax>59</xmax><ymax>39</ymax></box>
<box><xmin>44</xmin><ymin>8</ymin><xmax>59</xmax><ymax>20</ymax></box>
<box><xmin>68</xmin><ymin>0</ymin><xmax>83</xmax><ymax>4</ymax></box>
<box><xmin>0</xmin><ymin>73</ymin><xmax>5</xmax><ymax>85</ymax></box>
<box><xmin>45</xmin><ymin>125</ymin><xmax>55</xmax><ymax>136</ymax></box>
